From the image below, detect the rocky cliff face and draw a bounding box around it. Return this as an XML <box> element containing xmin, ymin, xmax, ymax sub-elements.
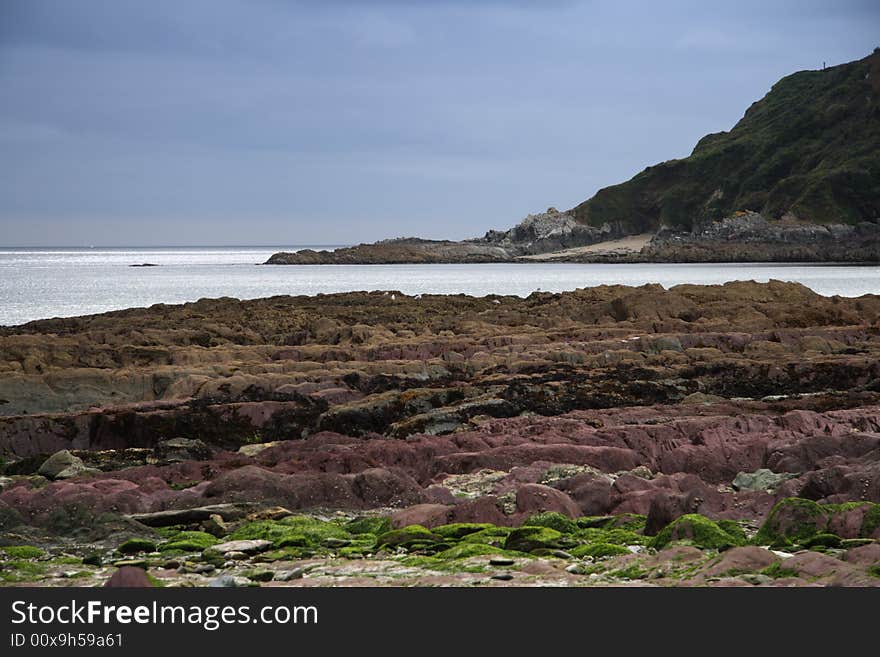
<box><xmin>641</xmin><ymin>212</ymin><xmax>880</xmax><ymax>263</ymax></box>
<box><xmin>475</xmin><ymin>207</ymin><xmax>613</xmax><ymax>254</ymax></box>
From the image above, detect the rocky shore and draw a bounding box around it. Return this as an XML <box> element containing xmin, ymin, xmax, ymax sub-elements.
<box><xmin>265</xmin><ymin>209</ymin><xmax>880</xmax><ymax>265</ymax></box>
<box><xmin>2</xmin><ymin>281</ymin><xmax>880</xmax><ymax>587</ymax></box>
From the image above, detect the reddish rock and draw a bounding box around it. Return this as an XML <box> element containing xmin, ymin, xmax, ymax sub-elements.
<box><xmin>843</xmin><ymin>543</ymin><xmax>880</xmax><ymax>566</ymax></box>
<box><xmin>700</xmin><ymin>546</ymin><xmax>780</xmax><ymax>577</ymax></box>
<box><xmin>391</xmin><ymin>504</ymin><xmax>452</xmax><ymax>529</ymax></box>
<box><xmin>105</xmin><ymin>566</ymin><xmax>153</xmax><ymax>587</ymax></box>
<box><xmin>558</xmin><ymin>472</ymin><xmax>616</xmax><ymax>516</ymax></box>
<box><xmin>645</xmin><ymin>490</ymin><xmax>704</xmax><ymax>536</ymax></box>
<box><xmin>514</xmin><ymin>484</ymin><xmax>580</xmax><ymax>518</ymax></box>
<box><xmin>785</xmin><ymin>551</ymin><xmax>851</xmax><ymax>579</ymax></box>
<box><xmin>449</xmin><ymin>496</ymin><xmax>511</xmax><ymax>526</ymax></box>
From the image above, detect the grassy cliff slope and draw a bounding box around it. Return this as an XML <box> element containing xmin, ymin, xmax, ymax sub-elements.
<box><xmin>571</xmin><ymin>50</ymin><xmax>880</xmax><ymax>233</ymax></box>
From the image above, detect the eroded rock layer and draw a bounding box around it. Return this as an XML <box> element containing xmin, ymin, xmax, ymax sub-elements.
<box><xmin>1</xmin><ymin>281</ymin><xmax>879</xmax><ymax>586</ymax></box>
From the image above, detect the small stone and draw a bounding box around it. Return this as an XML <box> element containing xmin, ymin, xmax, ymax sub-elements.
<box><xmin>82</xmin><ymin>554</ymin><xmax>102</xmax><ymax>566</ymax></box>
<box><xmin>244</xmin><ymin>506</ymin><xmax>294</xmax><ymax>522</ymax></box>
<box><xmin>207</xmin><ymin>539</ymin><xmax>272</xmax><ymax>555</ymax></box>
<box><xmin>771</xmin><ymin>550</ymin><xmax>795</xmax><ymax>559</ymax></box>
<box><xmin>238</xmin><ymin>441</ymin><xmax>284</xmax><ymax>457</ymax></box>
<box><xmin>565</xmin><ymin>564</ymin><xmax>585</xmax><ymax>575</ymax></box>
<box><xmin>225</xmin><ymin>551</ymin><xmax>249</xmax><ymax>560</ymax></box>
<box><xmin>549</xmin><ymin>550</ymin><xmax>574</xmax><ymax>559</ymax></box>
<box><xmin>488</xmin><ymin>558</ymin><xmax>515</xmax><ymax>566</ymax></box>
<box><xmin>246</xmin><ymin>569</ymin><xmax>275</xmax><ymax>582</ymax></box>
<box><xmin>162</xmin><ymin>560</ymin><xmax>181</xmax><ymax>570</ymax></box>
<box><xmin>201</xmin><ymin>514</ymin><xmax>229</xmax><ymax>538</ymax></box>
<box><xmin>0</xmin><ymin>476</ymin><xmax>14</xmax><ymax>491</ymax></box>
<box><xmin>741</xmin><ymin>573</ymin><xmax>773</xmax><ymax>585</ymax></box>
<box><xmin>490</xmin><ymin>573</ymin><xmax>514</xmax><ymax>581</ymax></box>
<box><xmin>322</xmin><ymin>537</ymin><xmax>351</xmax><ymax>548</ymax></box>
<box><xmin>274</xmin><ymin>568</ymin><xmax>305</xmax><ymax>581</ymax></box>
<box><xmin>192</xmin><ymin>564</ymin><xmax>216</xmax><ymax>574</ymax></box>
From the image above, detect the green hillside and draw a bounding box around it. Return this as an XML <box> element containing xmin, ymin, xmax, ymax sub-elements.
<box><xmin>571</xmin><ymin>50</ymin><xmax>880</xmax><ymax>233</ymax></box>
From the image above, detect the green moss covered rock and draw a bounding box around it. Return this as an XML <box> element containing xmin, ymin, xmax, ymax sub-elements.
<box><xmin>570</xmin><ymin>543</ymin><xmax>631</xmax><ymax>558</ymax></box>
<box><xmin>802</xmin><ymin>533</ymin><xmax>842</xmax><ymax>549</ymax></box>
<box><xmin>755</xmin><ymin>498</ymin><xmax>828</xmax><ymax>546</ymax></box>
<box><xmin>158</xmin><ymin>531</ymin><xmax>219</xmax><ymax>552</ymax></box>
<box><xmin>0</xmin><ymin>545</ymin><xmax>46</xmax><ymax>559</ymax></box>
<box><xmin>651</xmin><ymin>514</ymin><xmax>745</xmax><ymax>551</ymax></box>
<box><xmin>523</xmin><ymin>512</ymin><xmax>577</xmax><ymax>534</ymax></box>
<box><xmin>433</xmin><ymin>543</ymin><xmax>513</xmax><ymax>560</ymax></box>
<box><xmin>376</xmin><ymin>525</ymin><xmax>443</xmax><ymax>550</ymax></box>
<box><xmin>229</xmin><ymin>517</ymin><xmax>349</xmax><ymax>548</ymax></box>
<box><xmin>345</xmin><ymin>516</ymin><xmax>392</xmax><ymax>536</ymax></box>
<box><xmin>118</xmin><ymin>539</ymin><xmax>158</xmax><ymax>555</ymax></box>
<box><xmin>503</xmin><ymin>526</ymin><xmax>564</xmax><ymax>553</ymax></box>
<box><xmin>755</xmin><ymin>498</ymin><xmax>880</xmax><ymax>547</ymax></box>
<box><xmin>433</xmin><ymin>523</ymin><xmax>495</xmax><ymax>540</ymax></box>
<box><xmin>863</xmin><ymin>505</ymin><xmax>880</xmax><ymax>538</ymax></box>
<box><xmin>460</xmin><ymin>526</ymin><xmax>514</xmax><ymax>547</ymax></box>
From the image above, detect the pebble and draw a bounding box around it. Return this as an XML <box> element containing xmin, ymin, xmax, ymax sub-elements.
<box><xmin>488</xmin><ymin>558</ymin><xmax>515</xmax><ymax>566</ymax></box>
<box><xmin>192</xmin><ymin>564</ymin><xmax>216</xmax><ymax>574</ymax></box>
<box><xmin>549</xmin><ymin>550</ymin><xmax>574</xmax><ymax>559</ymax></box>
<box><xmin>246</xmin><ymin>570</ymin><xmax>275</xmax><ymax>582</ymax></box>
<box><xmin>81</xmin><ymin>554</ymin><xmax>102</xmax><ymax>566</ymax></box>
<box><xmin>565</xmin><ymin>564</ymin><xmax>586</xmax><ymax>575</ymax></box>
<box><xmin>490</xmin><ymin>573</ymin><xmax>514</xmax><ymax>581</ymax></box>
<box><xmin>274</xmin><ymin>568</ymin><xmax>305</xmax><ymax>581</ymax></box>
<box><xmin>208</xmin><ymin>539</ymin><xmax>272</xmax><ymax>555</ymax></box>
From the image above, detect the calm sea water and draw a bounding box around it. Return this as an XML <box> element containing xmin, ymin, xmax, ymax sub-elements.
<box><xmin>1</xmin><ymin>247</ymin><xmax>878</xmax><ymax>327</ymax></box>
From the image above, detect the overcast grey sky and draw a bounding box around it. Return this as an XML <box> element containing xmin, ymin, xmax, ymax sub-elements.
<box><xmin>1</xmin><ymin>1</ymin><xmax>878</xmax><ymax>246</ymax></box>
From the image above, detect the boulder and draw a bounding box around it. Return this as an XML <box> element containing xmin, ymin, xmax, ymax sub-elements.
<box><xmin>732</xmin><ymin>468</ymin><xmax>796</xmax><ymax>492</ymax></box>
<box><xmin>37</xmin><ymin>450</ymin><xmax>97</xmax><ymax>480</ymax></box>
<box><xmin>105</xmin><ymin>566</ymin><xmax>153</xmax><ymax>587</ymax></box>
<box><xmin>391</xmin><ymin>504</ymin><xmax>453</xmax><ymax>529</ymax></box>
<box><xmin>514</xmin><ymin>484</ymin><xmax>579</xmax><ymax>518</ymax></box>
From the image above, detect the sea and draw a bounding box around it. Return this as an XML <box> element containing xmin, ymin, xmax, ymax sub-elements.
<box><xmin>1</xmin><ymin>246</ymin><xmax>879</xmax><ymax>327</ymax></box>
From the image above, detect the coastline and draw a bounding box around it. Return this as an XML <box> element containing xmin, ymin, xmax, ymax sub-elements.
<box><xmin>265</xmin><ymin>212</ymin><xmax>880</xmax><ymax>266</ymax></box>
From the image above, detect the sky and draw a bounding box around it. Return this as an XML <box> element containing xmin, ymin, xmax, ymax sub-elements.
<box><xmin>0</xmin><ymin>1</ymin><xmax>878</xmax><ymax>246</ymax></box>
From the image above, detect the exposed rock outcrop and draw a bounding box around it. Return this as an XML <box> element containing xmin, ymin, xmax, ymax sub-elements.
<box><xmin>2</xmin><ymin>282</ymin><xmax>880</xmax><ymax>587</ymax></box>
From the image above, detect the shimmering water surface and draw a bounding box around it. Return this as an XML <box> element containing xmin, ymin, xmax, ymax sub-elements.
<box><xmin>1</xmin><ymin>247</ymin><xmax>878</xmax><ymax>326</ymax></box>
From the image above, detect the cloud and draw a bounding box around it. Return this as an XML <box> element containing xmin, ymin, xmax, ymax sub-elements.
<box><xmin>2</xmin><ymin>0</ymin><xmax>880</xmax><ymax>245</ymax></box>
